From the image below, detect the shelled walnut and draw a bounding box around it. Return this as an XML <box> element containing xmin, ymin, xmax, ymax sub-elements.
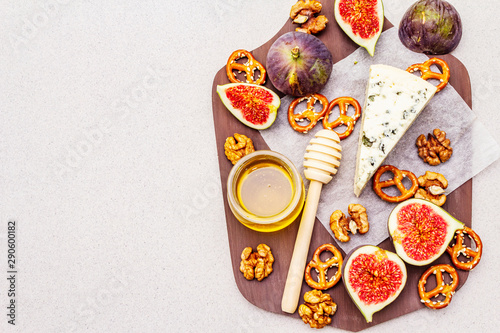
<box><xmin>239</xmin><ymin>244</ymin><xmax>274</xmax><ymax>281</ymax></box>
<box><xmin>296</xmin><ymin>15</ymin><xmax>328</xmax><ymax>34</ymax></box>
<box><xmin>254</xmin><ymin>244</ymin><xmax>274</xmax><ymax>281</ymax></box>
<box><xmin>416</xmin><ymin>129</ymin><xmax>453</xmax><ymax>165</ymax></box>
<box><xmin>348</xmin><ymin>204</ymin><xmax>369</xmax><ymax>235</ymax></box>
<box><xmin>290</xmin><ymin>0</ymin><xmax>328</xmax><ymax>34</ymax></box>
<box><xmin>329</xmin><ymin>204</ymin><xmax>369</xmax><ymax>242</ymax></box>
<box><xmin>414</xmin><ymin>171</ymin><xmax>448</xmax><ymax>206</ymax></box>
<box><xmin>224</xmin><ymin>133</ymin><xmax>255</xmax><ymax>165</ymax></box>
<box><xmin>329</xmin><ymin>210</ymin><xmax>350</xmax><ymax>242</ymax></box>
<box><xmin>240</xmin><ymin>247</ymin><xmax>257</xmax><ymax>280</ymax></box>
<box><xmin>298</xmin><ymin>290</ymin><xmax>337</xmax><ymax>329</ymax></box>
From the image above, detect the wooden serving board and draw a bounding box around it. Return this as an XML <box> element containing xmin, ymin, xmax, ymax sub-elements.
<box><xmin>212</xmin><ymin>8</ymin><xmax>472</xmax><ymax>332</ymax></box>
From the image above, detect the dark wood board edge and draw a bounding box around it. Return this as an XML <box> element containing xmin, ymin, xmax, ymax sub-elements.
<box><xmin>212</xmin><ymin>7</ymin><xmax>473</xmax><ymax>331</ymax></box>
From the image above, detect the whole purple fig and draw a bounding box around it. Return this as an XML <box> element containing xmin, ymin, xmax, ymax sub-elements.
<box><xmin>399</xmin><ymin>0</ymin><xmax>462</xmax><ymax>55</ymax></box>
<box><xmin>266</xmin><ymin>31</ymin><xmax>333</xmax><ymax>97</ymax></box>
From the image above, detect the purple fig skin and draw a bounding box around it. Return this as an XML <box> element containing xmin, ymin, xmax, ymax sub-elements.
<box><xmin>398</xmin><ymin>0</ymin><xmax>462</xmax><ymax>55</ymax></box>
<box><xmin>266</xmin><ymin>31</ymin><xmax>333</xmax><ymax>97</ymax></box>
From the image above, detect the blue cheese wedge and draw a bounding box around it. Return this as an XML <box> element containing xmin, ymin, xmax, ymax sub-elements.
<box><xmin>354</xmin><ymin>64</ymin><xmax>438</xmax><ymax>197</ymax></box>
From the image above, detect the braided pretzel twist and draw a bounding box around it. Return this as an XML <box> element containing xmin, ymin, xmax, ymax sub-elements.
<box><xmin>446</xmin><ymin>226</ymin><xmax>482</xmax><ymax>271</ymax></box>
<box><xmin>322</xmin><ymin>96</ymin><xmax>361</xmax><ymax>140</ymax></box>
<box><xmin>226</xmin><ymin>49</ymin><xmax>266</xmax><ymax>85</ymax></box>
<box><xmin>372</xmin><ymin>165</ymin><xmax>419</xmax><ymax>203</ymax></box>
<box><xmin>418</xmin><ymin>264</ymin><xmax>459</xmax><ymax>309</ymax></box>
<box><xmin>288</xmin><ymin>94</ymin><xmax>329</xmax><ymax>133</ymax></box>
<box><xmin>406</xmin><ymin>57</ymin><xmax>450</xmax><ymax>92</ymax></box>
<box><xmin>304</xmin><ymin>243</ymin><xmax>343</xmax><ymax>290</ymax></box>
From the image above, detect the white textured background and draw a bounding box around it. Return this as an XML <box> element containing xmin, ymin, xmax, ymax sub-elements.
<box><xmin>0</xmin><ymin>1</ymin><xmax>498</xmax><ymax>332</ymax></box>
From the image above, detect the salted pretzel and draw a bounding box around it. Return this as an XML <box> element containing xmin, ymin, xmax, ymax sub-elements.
<box><xmin>418</xmin><ymin>264</ymin><xmax>459</xmax><ymax>309</ymax></box>
<box><xmin>406</xmin><ymin>57</ymin><xmax>450</xmax><ymax>92</ymax></box>
<box><xmin>322</xmin><ymin>97</ymin><xmax>361</xmax><ymax>140</ymax></box>
<box><xmin>304</xmin><ymin>243</ymin><xmax>343</xmax><ymax>290</ymax></box>
<box><xmin>288</xmin><ymin>93</ymin><xmax>329</xmax><ymax>133</ymax></box>
<box><xmin>226</xmin><ymin>49</ymin><xmax>266</xmax><ymax>85</ymax></box>
<box><xmin>446</xmin><ymin>226</ymin><xmax>482</xmax><ymax>271</ymax></box>
<box><xmin>373</xmin><ymin>165</ymin><xmax>419</xmax><ymax>203</ymax></box>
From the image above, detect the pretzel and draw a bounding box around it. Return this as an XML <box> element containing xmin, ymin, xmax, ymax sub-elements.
<box><xmin>418</xmin><ymin>264</ymin><xmax>459</xmax><ymax>309</ymax></box>
<box><xmin>322</xmin><ymin>97</ymin><xmax>361</xmax><ymax>140</ymax></box>
<box><xmin>288</xmin><ymin>94</ymin><xmax>329</xmax><ymax>133</ymax></box>
<box><xmin>226</xmin><ymin>49</ymin><xmax>266</xmax><ymax>85</ymax></box>
<box><xmin>373</xmin><ymin>165</ymin><xmax>419</xmax><ymax>203</ymax></box>
<box><xmin>446</xmin><ymin>226</ymin><xmax>482</xmax><ymax>271</ymax></box>
<box><xmin>406</xmin><ymin>57</ymin><xmax>450</xmax><ymax>92</ymax></box>
<box><xmin>304</xmin><ymin>243</ymin><xmax>343</xmax><ymax>290</ymax></box>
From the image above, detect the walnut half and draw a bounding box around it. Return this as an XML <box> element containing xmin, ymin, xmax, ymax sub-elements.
<box><xmin>330</xmin><ymin>204</ymin><xmax>370</xmax><ymax>242</ymax></box>
<box><xmin>239</xmin><ymin>244</ymin><xmax>274</xmax><ymax>281</ymax></box>
<box><xmin>224</xmin><ymin>133</ymin><xmax>255</xmax><ymax>165</ymax></box>
<box><xmin>296</xmin><ymin>15</ymin><xmax>328</xmax><ymax>34</ymax></box>
<box><xmin>299</xmin><ymin>290</ymin><xmax>337</xmax><ymax>329</ymax></box>
<box><xmin>348</xmin><ymin>204</ymin><xmax>369</xmax><ymax>234</ymax></box>
<box><xmin>329</xmin><ymin>210</ymin><xmax>350</xmax><ymax>242</ymax></box>
<box><xmin>239</xmin><ymin>247</ymin><xmax>257</xmax><ymax>280</ymax></box>
<box><xmin>414</xmin><ymin>171</ymin><xmax>448</xmax><ymax>206</ymax></box>
<box><xmin>416</xmin><ymin>129</ymin><xmax>453</xmax><ymax>166</ymax></box>
<box><xmin>254</xmin><ymin>244</ymin><xmax>274</xmax><ymax>281</ymax></box>
<box><xmin>290</xmin><ymin>0</ymin><xmax>328</xmax><ymax>34</ymax></box>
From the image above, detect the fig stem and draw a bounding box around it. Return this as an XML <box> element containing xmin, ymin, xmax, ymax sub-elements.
<box><xmin>291</xmin><ymin>46</ymin><xmax>300</xmax><ymax>60</ymax></box>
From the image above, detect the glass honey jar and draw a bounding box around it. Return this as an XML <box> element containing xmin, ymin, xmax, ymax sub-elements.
<box><xmin>227</xmin><ymin>150</ymin><xmax>305</xmax><ymax>232</ymax></box>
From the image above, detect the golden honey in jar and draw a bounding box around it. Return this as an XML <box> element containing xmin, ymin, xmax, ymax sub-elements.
<box><xmin>227</xmin><ymin>150</ymin><xmax>305</xmax><ymax>232</ymax></box>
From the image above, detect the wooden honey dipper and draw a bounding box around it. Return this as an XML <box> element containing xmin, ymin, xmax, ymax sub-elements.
<box><xmin>281</xmin><ymin>129</ymin><xmax>342</xmax><ymax>313</ymax></box>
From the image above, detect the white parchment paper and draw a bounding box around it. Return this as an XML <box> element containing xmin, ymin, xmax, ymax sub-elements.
<box><xmin>260</xmin><ymin>28</ymin><xmax>500</xmax><ymax>253</ymax></box>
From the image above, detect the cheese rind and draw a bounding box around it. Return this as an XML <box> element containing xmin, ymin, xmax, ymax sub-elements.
<box><xmin>354</xmin><ymin>65</ymin><xmax>438</xmax><ymax>197</ymax></box>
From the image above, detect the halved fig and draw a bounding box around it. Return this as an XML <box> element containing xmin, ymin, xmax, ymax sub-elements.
<box><xmin>216</xmin><ymin>83</ymin><xmax>280</xmax><ymax>130</ymax></box>
<box><xmin>334</xmin><ymin>0</ymin><xmax>384</xmax><ymax>56</ymax></box>
<box><xmin>388</xmin><ymin>198</ymin><xmax>465</xmax><ymax>266</ymax></box>
<box><xmin>342</xmin><ymin>245</ymin><xmax>407</xmax><ymax>323</ymax></box>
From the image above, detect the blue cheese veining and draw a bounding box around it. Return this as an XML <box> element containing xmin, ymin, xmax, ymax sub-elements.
<box><xmin>353</xmin><ymin>64</ymin><xmax>438</xmax><ymax>197</ymax></box>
